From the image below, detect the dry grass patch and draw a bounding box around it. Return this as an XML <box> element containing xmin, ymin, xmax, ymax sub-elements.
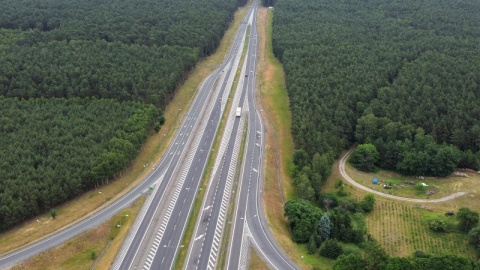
<box><xmin>248</xmin><ymin>249</ymin><xmax>269</xmax><ymax>270</ymax></box>
<box><xmin>345</xmin><ymin>161</ymin><xmax>479</xmax><ymax>200</ymax></box>
<box><xmin>12</xmin><ymin>197</ymin><xmax>144</xmax><ymax>270</ymax></box>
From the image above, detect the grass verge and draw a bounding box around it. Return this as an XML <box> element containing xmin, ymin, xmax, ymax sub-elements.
<box><xmin>256</xmin><ymin>7</ymin><xmax>322</xmax><ymax>270</ymax></box>
<box><xmin>0</xmin><ymin>0</ymin><xmax>253</xmax><ymax>258</ymax></box>
<box><xmin>12</xmin><ymin>197</ymin><xmax>145</xmax><ymax>270</ymax></box>
<box><xmin>248</xmin><ymin>248</ymin><xmax>269</xmax><ymax>270</ymax></box>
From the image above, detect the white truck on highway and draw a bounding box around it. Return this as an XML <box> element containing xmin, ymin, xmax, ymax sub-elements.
<box><xmin>236</xmin><ymin>107</ymin><xmax>242</xmax><ymax>117</ymax></box>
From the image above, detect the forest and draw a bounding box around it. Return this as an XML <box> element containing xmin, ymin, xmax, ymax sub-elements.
<box><xmin>271</xmin><ymin>0</ymin><xmax>480</xmax><ymax>199</ymax></box>
<box><xmin>270</xmin><ymin>0</ymin><xmax>480</xmax><ymax>263</ymax></box>
<box><xmin>0</xmin><ymin>0</ymin><xmax>244</xmax><ymax>231</ymax></box>
<box><xmin>0</xmin><ymin>98</ymin><xmax>158</xmax><ymax>231</ymax></box>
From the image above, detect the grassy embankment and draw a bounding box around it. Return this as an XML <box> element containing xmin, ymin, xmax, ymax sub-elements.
<box><xmin>248</xmin><ymin>249</ymin><xmax>269</xmax><ymax>270</ymax></box>
<box><xmin>256</xmin><ymin>7</ymin><xmax>336</xmax><ymax>270</ymax></box>
<box><xmin>0</xmin><ymin>0</ymin><xmax>252</xmax><ymax>262</ymax></box>
<box><xmin>12</xmin><ymin>197</ymin><xmax>145</xmax><ymax>270</ymax></box>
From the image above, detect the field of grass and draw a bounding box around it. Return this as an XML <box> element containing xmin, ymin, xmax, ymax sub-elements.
<box><xmin>345</xmin><ymin>159</ymin><xmax>477</xmax><ymax>200</ymax></box>
<box><xmin>322</xmin><ymin>151</ymin><xmax>480</xmax><ymax>259</ymax></box>
<box><xmin>365</xmin><ymin>199</ymin><xmax>473</xmax><ymax>257</ymax></box>
<box><xmin>12</xmin><ymin>197</ymin><xmax>144</xmax><ymax>270</ymax></box>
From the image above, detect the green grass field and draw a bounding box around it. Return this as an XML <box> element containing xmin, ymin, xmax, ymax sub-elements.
<box><xmin>323</xmin><ymin>151</ymin><xmax>480</xmax><ymax>259</ymax></box>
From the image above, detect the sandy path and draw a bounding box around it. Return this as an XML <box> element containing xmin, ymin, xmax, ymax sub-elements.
<box><xmin>339</xmin><ymin>150</ymin><xmax>467</xmax><ymax>203</ymax></box>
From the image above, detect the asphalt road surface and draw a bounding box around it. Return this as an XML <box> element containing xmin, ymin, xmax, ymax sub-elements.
<box><xmin>225</xmin><ymin>3</ymin><xmax>299</xmax><ymax>270</ymax></box>
<box><xmin>112</xmin><ymin>6</ymin><xmax>255</xmax><ymax>270</ymax></box>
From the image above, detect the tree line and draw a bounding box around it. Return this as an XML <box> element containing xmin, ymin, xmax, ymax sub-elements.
<box><xmin>352</xmin><ymin>114</ymin><xmax>465</xmax><ymax>176</ymax></box>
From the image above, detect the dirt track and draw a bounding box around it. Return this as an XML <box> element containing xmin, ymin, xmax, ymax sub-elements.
<box><xmin>339</xmin><ymin>150</ymin><xmax>467</xmax><ymax>203</ymax></box>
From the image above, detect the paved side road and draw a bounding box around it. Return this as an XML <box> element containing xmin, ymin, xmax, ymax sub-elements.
<box><xmin>339</xmin><ymin>150</ymin><xmax>467</xmax><ymax>203</ymax></box>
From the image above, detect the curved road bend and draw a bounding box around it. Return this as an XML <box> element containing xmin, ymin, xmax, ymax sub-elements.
<box><xmin>226</xmin><ymin>3</ymin><xmax>299</xmax><ymax>270</ymax></box>
<box><xmin>112</xmin><ymin>6</ymin><xmax>256</xmax><ymax>270</ymax></box>
<box><xmin>339</xmin><ymin>150</ymin><xmax>467</xmax><ymax>203</ymax></box>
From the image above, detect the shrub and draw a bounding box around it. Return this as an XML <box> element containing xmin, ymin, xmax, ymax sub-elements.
<box><xmin>308</xmin><ymin>234</ymin><xmax>317</xmax><ymax>254</ymax></box>
<box><xmin>468</xmin><ymin>226</ymin><xmax>480</xmax><ymax>245</ymax></box>
<box><xmin>457</xmin><ymin>207</ymin><xmax>479</xmax><ymax>233</ymax></box>
<box><xmin>319</xmin><ymin>193</ymin><xmax>338</xmax><ymax>211</ymax></box>
<box><xmin>333</xmin><ymin>254</ymin><xmax>367</xmax><ymax>270</ymax></box>
<box><xmin>320</xmin><ymin>239</ymin><xmax>343</xmax><ymax>259</ymax></box>
<box><xmin>429</xmin><ymin>219</ymin><xmax>447</xmax><ymax>232</ymax></box>
<box><xmin>361</xmin><ymin>194</ymin><xmax>376</xmax><ymax>213</ymax></box>
<box><xmin>337</xmin><ymin>185</ymin><xmax>348</xmax><ymax>197</ymax></box>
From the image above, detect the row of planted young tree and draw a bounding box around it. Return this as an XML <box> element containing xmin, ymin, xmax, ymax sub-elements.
<box><xmin>284</xmin><ymin>182</ymin><xmax>480</xmax><ymax>269</ymax></box>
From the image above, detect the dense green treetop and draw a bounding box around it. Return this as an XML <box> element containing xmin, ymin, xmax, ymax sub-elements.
<box><xmin>0</xmin><ymin>0</ymin><xmax>242</xmax><ymax>55</ymax></box>
<box><xmin>273</xmin><ymin>0</ymin><xmax>480</xmax><ymax>190</ymax></box>
<box><xmin>0</xmin><ymin>0</ymin><xmax>245</xmax><ymax>232</ymax></box>
<box><xmin>0</xmin><ymin>98</ymin><xmax>158</xmax><ymax>232</ymax></box>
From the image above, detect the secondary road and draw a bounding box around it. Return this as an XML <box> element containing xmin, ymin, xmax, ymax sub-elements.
<box><xmin>112</xmin><ymin>6</ymin><xmax>255</xmax><ymax>270</ymax></box>
<box><xmin>225</xmin><ymin>3</ymin><xmax>299</xmax><ymax>269</ymax></box>
<box><xmin>339</xmin><ymin>150</ymin><xmax>467</xmax><ymax>203</ymax></box>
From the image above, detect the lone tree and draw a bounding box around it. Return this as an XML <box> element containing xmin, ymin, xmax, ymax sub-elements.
<box><xmin>457</xmin><ymin>207</ymin><xmax>479</xmax><ymax>233</ymax></box>
<box><xmin>50</xmin><ymin>209</ymin><xmax>57</xmax><ymax>219</ymax></box>
<box><xmin>361</xmin><ymin>194</ymin><xmax>376</xmax><ymax>213</ymax></box>
<box><xmin>319</xmin><ymin>214</ymin><xmax>332</xmax><ymax>241</ymax></box>
<box><xmin>350</xmin><ymin>144</ymin><xmax>379</xmax><ymax>172</ymax></box>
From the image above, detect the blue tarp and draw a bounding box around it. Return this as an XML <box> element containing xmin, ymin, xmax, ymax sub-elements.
<box><xmin>372</xmin><ymin>178</ymin><xmax>378</xmax><ymax>184</ymax></box>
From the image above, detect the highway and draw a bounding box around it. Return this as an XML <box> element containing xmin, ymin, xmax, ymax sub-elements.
<box><xmin>112</xmin><ymin>6</ymin><xmax>254</xmax><ymax>270</ymax></box>
<box><xmin>185</xmin><ymin>2</ymin><xmax>300</xmax><ymax>269</ymax></box>
<box><xmin>183</xmin><ymin>9</ymin><xmax>252</xmax><ymax>270</ymax></box>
